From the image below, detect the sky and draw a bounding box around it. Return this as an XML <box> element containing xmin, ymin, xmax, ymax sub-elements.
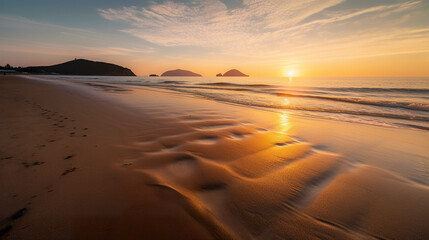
<box><xmin>0</xmin><ymin>0</ymin><xmax>428</xmax><ymax>77</ymax></box>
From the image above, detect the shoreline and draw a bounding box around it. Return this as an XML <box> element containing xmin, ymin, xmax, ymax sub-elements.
<box><xmin>24</xmin><ymin>74</ymin><xmax>429</xmax><ymax>133</ymax></box>
<box><xmin>1</xmin><ymin>75</ymin><xmax>429</xmax><ymax>239</ymax></box>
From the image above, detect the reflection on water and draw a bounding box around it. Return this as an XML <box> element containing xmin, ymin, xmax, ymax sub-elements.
<box><xmin>279</xmin><ymin>111</ymin><xmax>291</xmax><ymax>133</ymax></box>
<box><xmin>30</xmin><ymin>75</ymin><xmax>429</xmax><ymax>132</ymax></box>
<box><xmin>283</xmin><ymin>98</ymin><xmax>290</xmax><ymax>106</ymax></box>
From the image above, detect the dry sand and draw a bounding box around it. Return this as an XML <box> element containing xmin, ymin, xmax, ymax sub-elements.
<box><xmin>1</xmin><ymin>75</ymin><xmax>429</xmax><ymax>240</ymax></box>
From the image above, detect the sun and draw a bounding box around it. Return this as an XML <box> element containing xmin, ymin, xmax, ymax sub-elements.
<box><xmin>285</xmin><ymin>69</ymin><xmax>297</xmax><ymax>78</ymax></box>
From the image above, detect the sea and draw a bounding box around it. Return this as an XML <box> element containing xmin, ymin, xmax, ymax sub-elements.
<box><xmin>30</xmin><ymin>75</ymin><xmax>429</xmax><ymax>132</ymax></box>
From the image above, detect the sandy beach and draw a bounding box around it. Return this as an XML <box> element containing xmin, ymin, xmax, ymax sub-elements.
<box><xmin>1</xmin><ymin>75</ymin><xmax>429</xmax><ymax>240</ymax></box>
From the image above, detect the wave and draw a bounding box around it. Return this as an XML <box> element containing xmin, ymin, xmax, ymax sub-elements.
<box><xmin>396</xmin><ymin>123</ymin><xmax>429</xmax><ymax>131</ymax></box>
<box><xmin>313</xmin><ymin>87</ymin><xmax>429</xmax><ymax>94</ymax></box>
<box><xmin>140</xmin><ymin>83</ymin><xmax>429</xmax><ymax>112</ymax></box>
<box><xmin>198</xmin><ymin>82</ymin><xmax>429</xmax><ymax>94</ymax></box>
<box><xmin>199</xmin><ymin>82</ymin><xmax>272</xmax><ymax>88</ymax></box>
<box><xmin>160</xmin><ymin>80</ymin><xmax>184</xmax><ymax>84</ymax></box>
<box><xmin>274</xmin><ymin>92</ymin><xmax>429</xmax><ymax>112</ymax></box>
<box><xmin>85</xmin><ymin>79</ymin><xmax>429</xmax><ymax>113</ymax></box>
<box><xmin>165</xmin><ymin>89</ymin><xmax>429</xmax><ymax>122</ymax></box>
<box><xmin>78</xmin><ymin>79</ymin><xmax>429</xmax><ymax>123</ymax></box>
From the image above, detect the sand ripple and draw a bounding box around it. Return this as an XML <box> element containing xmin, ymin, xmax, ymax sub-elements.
<box><xmin>122</xmin><ymin>116</ymin><xmax>429</xmax><ymax>239</ymax></box>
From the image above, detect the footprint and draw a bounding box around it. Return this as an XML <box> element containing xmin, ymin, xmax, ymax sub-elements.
<box><xmin>11</xmin><ymin>208</ymin><xmax>27</xmax><ymax>219</ymax></box>
<box><xmin>61</xmin><ymin>168</ymin><xmax>77</xmax><ymax>176</ymax></box>
<box><xmin>22</xmin><ymin>162</ymin><xmax>45</xmax><ymax>168</ymax></box>
<box><xmin>0</xmin><ymin>208</ymin><xmax>27</xmax><ymax>237</ymax></box>
<box><xmin>0</xmin><ymin>225</ymin><xmax>12</xmax><ymax>237</ymax></box>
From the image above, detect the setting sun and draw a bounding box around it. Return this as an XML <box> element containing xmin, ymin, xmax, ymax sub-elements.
<box><xmin>286</xmin><ymin>69</ymin><xmax>297</xmax><ymax>78</ymax></box>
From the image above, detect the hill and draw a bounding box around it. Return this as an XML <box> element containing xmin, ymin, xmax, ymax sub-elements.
<box><xmin>23</xmin><ymin>59</ymin><xmax>135</xmax><ymax>76</ymax></box>
<box><xmin>223</xmin><ymin>69</ymin><xmax>249</xmax><ymax>77</ymax></box>
<box><xmin>161</xmin><ymin>69</ymin><xmax>201</xmax><ymax>77</ymax></box>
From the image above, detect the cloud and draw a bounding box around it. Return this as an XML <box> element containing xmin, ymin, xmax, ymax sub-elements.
<box><xmin>85</xmin><ymin>46</ymin><xmax>156</xmax><ymax>56</ymax></box>
<box><xmin>0</xmin><ymin>14</ymin><xmax>156</xmax><ymax>59</ymax></box>
<box><xmin>98</xmin><ymin>0</ymin><xmax>343</xmax><ymax>47</ymax></box>
<box><xmin>0</xmin><ymin>14</ymin><xmax>94</xmax><ymax>33</ymax></box>
<box><xmin>98</xmin><ymin>0</ymin><xmax>428</xmax><ymax>61</ymax></box>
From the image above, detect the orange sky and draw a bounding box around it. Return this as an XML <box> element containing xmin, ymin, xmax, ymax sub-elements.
<box><xmin>1</xmin><ymin>0</ymin><xmax>428</xmax><ymax>77</ymax></box>
<box><xmin>123</xmin><ymin>51</ymin><xmax>429</xmax><ymax>77</ymax></box>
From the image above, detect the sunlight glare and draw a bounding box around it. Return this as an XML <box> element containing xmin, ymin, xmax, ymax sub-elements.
<box><xmin>287</xmin><ymin>69</ymin><xmax>296</xmax><ymax>78</ymax></box>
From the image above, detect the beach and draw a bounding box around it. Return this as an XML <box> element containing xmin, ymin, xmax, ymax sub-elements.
<box><xmin>1</xmin><ymin>75</ymin><xmax>429</xmax><ymax>240</ymax></box>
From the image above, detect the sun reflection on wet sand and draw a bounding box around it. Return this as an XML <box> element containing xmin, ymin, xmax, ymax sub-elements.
<box><xmin>279</xmin><ymin>111</ymin><xmax>291</xmax><ymax>133</ymax></box>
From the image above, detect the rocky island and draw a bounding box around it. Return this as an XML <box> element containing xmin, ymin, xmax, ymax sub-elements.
<box><xmin>161</xmin><ymin>69</ymin><xmax>202</xmax><ymax>77</ymax></box>
<box><xmin>222</xmin><ymin>69</ymin><xmax>249</xmax><ymax>77</ymax></box>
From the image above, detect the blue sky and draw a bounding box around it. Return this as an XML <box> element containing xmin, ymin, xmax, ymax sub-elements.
<box><xmin>1</xmin><ymin>0</ymin><xmax>428</xmax><ymax>76</ymax></box>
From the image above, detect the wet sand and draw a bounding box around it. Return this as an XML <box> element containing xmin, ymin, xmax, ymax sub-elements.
<box><xmin>1</xmin><ymin>75</ymin><xmax>429</xmax><ymax>239</ymax></box>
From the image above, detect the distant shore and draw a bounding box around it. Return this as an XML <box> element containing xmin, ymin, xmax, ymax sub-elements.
<box><xmin>1</xmin><ymin>75</ymin><xmax>429</xmax><ymax>239</ymax></box>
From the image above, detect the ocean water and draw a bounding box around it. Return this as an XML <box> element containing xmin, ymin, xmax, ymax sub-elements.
<box><xmin>34</xmin><ymin>75</ymin><xmax>429</xmax><ymax>131</ymax></box>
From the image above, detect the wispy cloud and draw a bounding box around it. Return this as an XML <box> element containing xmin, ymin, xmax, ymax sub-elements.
<box><xmin>98</xmin><ymin>0</ymin><xmax>344</xmax><ymax>47</ymax></box>
<box><xmin>0</xmin><ymin>14</ymin><xmax>155</xmax><ymax>59</ymax></box>
<box><xmin>98</xmin><ymin>0</ymin><xmax>428</xmax><ymax>62</ymax></box>
<box><xmin>85</xmin><ymin>46</ymin><xmax>156</xmax><ymax>56</ymax></box>
<box><xmin>0</xmin><ymin>14</ymin><xmax>95</xmax><ymax>33</ymax></box>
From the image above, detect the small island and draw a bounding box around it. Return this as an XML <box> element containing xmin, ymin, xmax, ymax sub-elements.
<box><xmin>216</xmin><ymin>73</ymin><xmax>223</xmax><ymax>77</ymax></box>
<box><xmin>222</xmin><ymin>69</ymin><xmax>249</xmax><ymax>77</ymax></box>
<box><xmin>161</xmin><ymin>69</ymin><xmax>202</xmax><ymax>77</ymax></box>
<box><xmin>149</xmin><ymin>74</ymin><xmax>159</xmax><ymax>77</ymax></box>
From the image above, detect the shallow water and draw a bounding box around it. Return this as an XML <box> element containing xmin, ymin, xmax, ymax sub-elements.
<box><xmin>30</xmin><ymin>75</ymin><xmax>429</xmax><ymax>131</ymax></box>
